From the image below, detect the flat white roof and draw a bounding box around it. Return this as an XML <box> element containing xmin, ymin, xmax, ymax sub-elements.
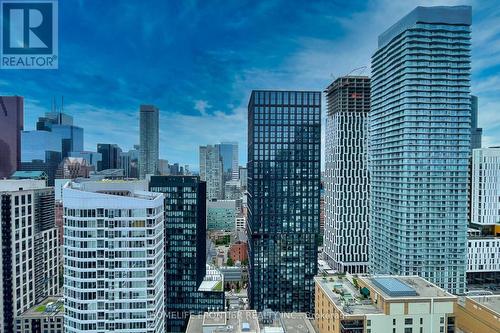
<box><xmin>63</xmin><ymin>181</ymin><xmax>163</xmax><ymax>209</ymax></box>
<box><xmin>0</xmin><ymin>179</ymin><xmax>47</xmax><ymax>191</ymax></box>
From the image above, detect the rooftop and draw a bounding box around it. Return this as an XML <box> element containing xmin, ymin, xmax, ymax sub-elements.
<box><xmin>198</xmin><ymin>264</ymin><xmax>224</xmax><ymax>292</ymax></box>
<box><xmin>186</xmin><ymin>310</ymin><xmax>317</xmax><ymax>333</ymax></box>
<box><xmin>378</xmin><ymin>6</ymin><xmax>471</xmax><ymax>49</ymax></box>
<box><xmin>199</xmin><ymin>280</ymin><xmax>223</xmax><ymax>292</ymax></box>
<box><xmin>92</xmin><ymin>168</ymin><xmax>124</xmax><ymax>176</ymax></box>
<box><xmin>19</xmin><ymin>297</ymin><xmax>64</xmax><ymax>318</ymax></box>
<box><xmin>315</xmin><ymin>275</ymin><xmax>382</xmax><ymax>315</ymax></box>
<box><xmin>0</xmin><ymin>179</ymin><xmax>47</xmax><ymax>191</ymax></box>
<box><xmin>468</xmin><ymin>295</ymin><xmax>500</xmax><ymax>315</ymax></box>
<box><xmin>361</xmin><ymin>275</ymin><xmax>455</xmax><ymax>299</ymax></box>
<box><xmin>64</xmin><ymin>180</ymin><xmax>158</xmax><ymax>200</ymax></box>
<box><xmin>63</xmin><ymin>181</ymin><xmax>164</xmax><ymax>209</ymax></box>
<box><xmin>186</xmin><ymin>310</ymin><xmax>260</xmax><ymax>333</ymax></box>
<box><xmin>10</xmin><ymin>170</ymin><xmax>47</xmax><ymax>179</ymax></box>
<box><xmin>262</xmin><ymin>312</ymin><xmax>317</xmax><ymax>333</ymax></box>
<box><xmin>316</xmin><ymin>274</ymin><xmax>455</xmax><ymax>316</ymax></box>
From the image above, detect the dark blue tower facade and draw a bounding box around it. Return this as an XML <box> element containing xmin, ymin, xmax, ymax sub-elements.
<box><xmin>149</xmin><ymin>176</ymin><xmax>224</xmax><ymax>332</ymax></box>
<box><xmin>247</xmin><ymin>90</ymin><xmax>321</xmax><ymax>313</ymax></box>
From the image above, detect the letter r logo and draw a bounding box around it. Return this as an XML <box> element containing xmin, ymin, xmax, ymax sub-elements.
<box><xmin>2</xmin><ymin>1</ymin><xmax>53</xmax><ymax>54</ymax></box>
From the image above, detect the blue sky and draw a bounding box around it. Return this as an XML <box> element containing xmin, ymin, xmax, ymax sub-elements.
<box><xmin>1</xmin><ymin>0</ymin><xmax>499</xmax><ymax>170</ymax></box>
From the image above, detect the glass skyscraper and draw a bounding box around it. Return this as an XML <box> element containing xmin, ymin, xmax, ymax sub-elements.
<box><xmin>35</xmin><ymin>112</ymin><xmax>84</xmax><ymax>158</ymax></box>
<box><xmin>247</xmin><ymin>90</ymin><xmax>321</xmax><ymax>313</ymax></box>
<box><xmin>149</xmin><ymin>176</ymin><xmax>224</xmax><ymax>332</ymax></box>
<box><xmin>218</xmin><ymin>142</ymin><xmax>239</xmax><ymax>181</ymax></box>
<box><xmin>199</xmin><ymin>145</ymin><xmax>224</xmax><ymax>200</ymax></box>
<box><xmin>21</xmin><ymin>112</ymin><xmax>84</xmax><ymax>185</ymax></box>
<box><xmin>97</xmin><ymin>143</ymin><xmax>122</xmax><ymax>171</ymax></box>
<box><xmin>139</xmin><ymin>105</ymin><xmax>159</xmax><ymax>179</ymax></box>
<box><xmin>369</xmin><ymin>6</ymin><xmax>471</xmax><ymax>294</ymax></box>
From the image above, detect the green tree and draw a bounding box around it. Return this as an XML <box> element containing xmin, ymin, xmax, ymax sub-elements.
<box><xmin>226</xmin><ymin>257</ymin><xmax>234</xmax><ymax>266</ymax></box>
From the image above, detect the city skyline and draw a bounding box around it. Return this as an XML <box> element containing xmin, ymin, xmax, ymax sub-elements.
<box><xmin>0</xmin><ymin>2</ymin><xmax>498</xmax><ymax>333</ymax></box>
<box><xmin>0</xmin><ymin>0</ymin><xmax>498</xmax><ymax>169</ymax></box>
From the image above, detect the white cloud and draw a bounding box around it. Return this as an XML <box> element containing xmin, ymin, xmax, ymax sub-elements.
<box><xmin>194</xmin><ymin>99</ymin><xmax>211</xmax><ymax>116</ymax></box>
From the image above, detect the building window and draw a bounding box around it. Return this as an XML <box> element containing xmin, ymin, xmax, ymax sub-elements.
<box><xmin>405</xmin><ymin>318</ymin><xmax>413</xmax><ymax>325</ymax></box>
<box><xmin>405</xmin><ymin>328</ymin><xmax>413</xmax><ymax>333</ymax></box>
<box><xmin>393</xmin><ymin>319</ymin><xmax>396</xmax><ymax>325</ymax></box>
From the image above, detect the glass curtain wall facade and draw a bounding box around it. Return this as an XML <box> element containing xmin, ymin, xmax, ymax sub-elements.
<box><xmin>97</xmin><ymin>144</ymin><xmax>122</xmax><ymax>171</ymax></box>
<box><xmin>199</xmin><ymin>145</ymin><xmax>224</xmax><ymax>200</ymax></box>
<box><xmin>207</xmin><ymin>199</ymin><xmax>236</xmax><ymax>231</ymax></box>
<box><xmin>218</xmin><ymin>142</ymin><xmax>239</xmax><ymax>181</ymax></box>
<box><xmin>369</xmin><ymin>6</ymin><xmax>471</xmax><ymax>294</ymax></box>
<box><xmin>35</xmin><ymin>112</ymin><xmax>84</xmax><ymax>158</ymax></box>
<box><xmin>247</xmin><ymin>90</ymin><xmax>321</xmax><ymax>313</ymax></box>
<box><xmin>139</xmin><ymin>105</ymin><xmax>159</xmax><ymax>179</ymax></box>
<box><xmin>149</xmin><ymin>176</ymin><xmax>224</xmax><ymax>332</ymax></box>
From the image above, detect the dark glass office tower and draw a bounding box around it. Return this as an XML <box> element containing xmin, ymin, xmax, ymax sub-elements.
<box><xmin>247</xmin><ymin>90</ymin><xmax>321</xmax><ymax>313</ymax></box>
<box><xmin>149</xmin><ymin>176</ymin><xmax>224</xmax><ymax>332</ymax></box>
<box><xmin>34</xmin><ymin>112</ymin><xmax>84</xmax><ymax>158</ymax></box>
<box><xmin>97</xmin><ymin>143</ymin><xmax>122</xmax><ymax>171</ymax></box>
<box><xmin>218</xmin><ymin>142</ymin><xmax>239</xmax><ymax>181</ymax></box>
